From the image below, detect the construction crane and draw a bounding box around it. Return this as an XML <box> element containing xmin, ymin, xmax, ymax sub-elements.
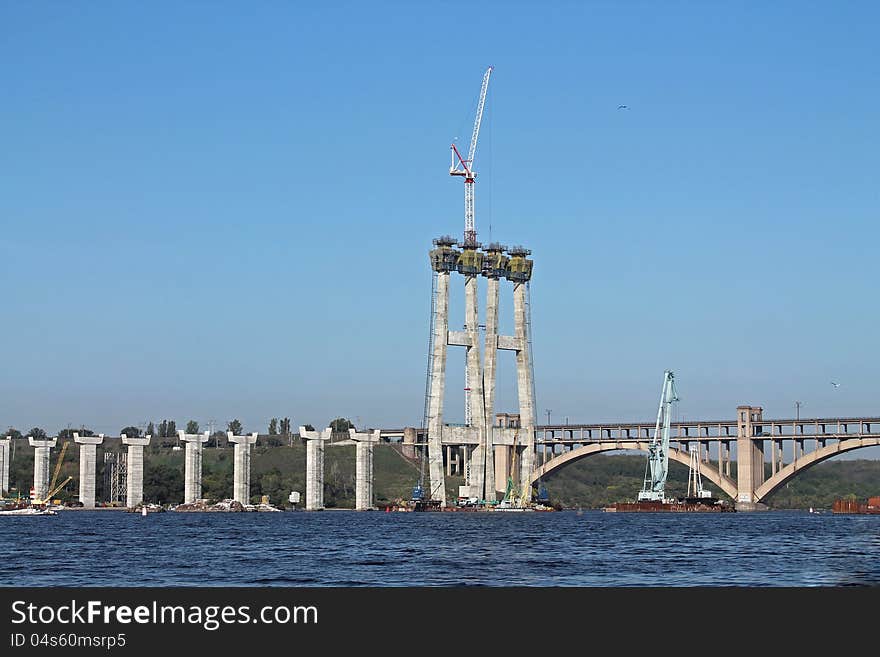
<box><xmin>638</xmin><ymin>370</ymin><xmax>679</xmax><ymax>502</ymax></box>
<box><xmin>32</xmin><ymin>440</ymin><xmax>71</xmax><ymax>506</ymax></box>
<box><xmin>450</xmin><ymin>65</ymin><xmax>492</xmax><ymax>425</ymax></box>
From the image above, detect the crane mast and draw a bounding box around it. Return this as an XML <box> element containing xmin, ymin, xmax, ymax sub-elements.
<box><xmin>450</xmin><ymin>66</ymin><xmax>492</xmax><ymax>426</ymax></box>
<box><xmin>638</xmin><ymin>370</ymin><xmax>679</xmax><ymax>502</ymax></box>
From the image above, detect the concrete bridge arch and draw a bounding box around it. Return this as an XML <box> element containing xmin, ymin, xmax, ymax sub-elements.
<box><xmin>754</xmin><ymin>438</ymin><xmax>880</xmax><ymax>503</ymax></box>
<box><xmin>530</xmin><ymin>441</ymin><xmax>738</xmax><ymax>500</ymax></box>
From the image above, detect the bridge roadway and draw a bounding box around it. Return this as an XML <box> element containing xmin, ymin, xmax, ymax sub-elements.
<box><xmin>378</xmin><ymin>408</ymin><xmax>880</xmax><ymax>510</ymax></box>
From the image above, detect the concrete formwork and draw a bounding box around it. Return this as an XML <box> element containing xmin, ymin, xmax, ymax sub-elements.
<box><xmin>121</xmin><ymin>434</ymin><xmax>151</xmax><ymax>508</ymax></box>
<box><xmin>28</xmin><ymin>436</ymin><xmax>57</xmax><ymax>501</ymax></box>
<box><xmin>349</xmin><ymin>429</ymin><xmax>380</xmax><ymax>510</ymax></box>
<box><xmin>300</xmin><ymin>427</ymin><xmax>331</xmax><ymax>510</ymax></box>
<box><xmin>178</xmin><ymin>430</ymin><xmax>210</xmax><ymax>504</ymax></box>
<box><xmin>228</xmin><ymin>432</ymin><xmax>258</xmax><ymax>505</ymax></box>
<box><xmin>74</xmin><ymin>433</ymin><xmax>104</xmax><ymax>508</ymax></box>
<box><xmin>0</xmin><ymin>438</ymin><xmax>10</xmax><ymax>495</ymax></box>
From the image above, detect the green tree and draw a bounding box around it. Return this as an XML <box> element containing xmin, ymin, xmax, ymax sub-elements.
<box><xmin>28</xmin><ymin>427</ymin><xmax>47</xmax><ymax>440</ymax></box>
<box><xmin>157</xmin><ymin>420</ymin><xmax>168</xmax><ymax>438</ymax></box>
<box><xmin>330</xmin><ymin>417</ymin><xmax>354</xmax><ymax>433</ymax></box>
<box><xmin>227</xmin><ymin>419</ymin><xmax>243</xmax><ymax>435</ymax></box>
<box><xmin>280</xmin><ymin>418</ymin><xmax>291</xmax><ymax>436</ymax></box>
<box><xmin>4</xmin><ymin>428</ymin><xmax>22</xmax><ymax>440</ymax></box>
<box><xmin>186</xmin><ymin>420</ymin><xmax>199</xmax><ymax>434</ymax></box>
<box><xmin>303</xmin><ymin>424</ymin><xmax>315</xmax><ymax>432</ymax></box>
<box><xmin>268</xmin><ymin>418</ymin><xmax>278</xmax><ymax>435</ymax></box>
<box><xmin>167</xmin><ymin>420</ymin><xmax>176</xmax><ymax>437</ymax></box>
<box><xmin>208</xmin><ymin>431</ymin><xmax>226</xmax><ymax>448</ymax></box>
<box><xmin>146</xmin><ymin>421</ymin><xmax>155</xmax><ymax>437</ymax></box>
<box><xmin>120</xmin><ymin>426</ymin><xmax>140</xmax><ymax>438</ymax></box>
<box><xmin>58</xmin><ymin>427</ymin><xmax>94</xmax><ymax>441</ymax></box>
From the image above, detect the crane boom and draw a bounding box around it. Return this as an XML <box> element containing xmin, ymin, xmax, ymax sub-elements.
<box><xmin>450</xmin><ymin>65</ymin><xmax>493</xmax><ymax>246</ymax></box>
<box><xmin>638</xmin><ymin>370</ymin><xmax>679</xmax><ymax>502</ymax></box>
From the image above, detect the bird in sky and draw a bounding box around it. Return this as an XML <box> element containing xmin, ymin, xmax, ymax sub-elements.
<box><xmin>617</xmin><ymin>104</ymin><xmax>629</xmax><ymax>110</ymax></box>
<box><xmin>831</xmin><ymin>381</ymin><xmax>841</xmax><ymax>388</ymax></box>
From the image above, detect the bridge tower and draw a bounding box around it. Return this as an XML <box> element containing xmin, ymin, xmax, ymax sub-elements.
<box><xmin>736</xmin><ymin>405</ymin><xmax>767</xmax><ymax>510</ymax></box>
<box><xmin>425</xmin><ymin>238</ymin><xmax>536</xmax><ymax>506</ymax></box>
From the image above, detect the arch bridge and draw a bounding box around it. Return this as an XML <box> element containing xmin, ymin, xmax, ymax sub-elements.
<box><xmin>529</xmin><ymin>406</ymin><xmax>880</xmax><ymax>510</ymax></box>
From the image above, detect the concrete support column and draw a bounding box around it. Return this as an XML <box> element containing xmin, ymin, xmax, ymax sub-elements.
<box><xmin>482</xmin><ymin>275</ymin><xmax>499</xmax><ymax>501</ymax></box>
<box><xmin>178</xmin><ymin>430</ymin><xmax>210</xmax><ymax>504</ymax></box>
<box><xmin>735</xmin><ymin>406</ymin><xmax>766</xmax><ymax>510</ymax></box>
<box><xmin>446</xmin><ymin>445</ymin><xmax>452</xmax><ymax>476</ymax></box>
<box><xmin>300</xmin><ymin>427</ymin><xmax>331</xmax><ymax>510</ymax></box>
<box><xmin>495</xmin><ymin>446</ymin><xmax>509</xmax><ymax>493</ymax></box>
<box><xmin>464</xmin><ymin>274</ymin><xmax>486</xmax><ymax>498</ymax></box>
<box><xmin>28</xmin><ymin>437</ymin><xmax>57</xmax><ymax>502</ymax></box>
<box><xmin>74</xmin><ymin>433</ymin><xmax>104</xmax><ymax>508</ymax></box>
<box><xmin>514</xmin><ymin>282</ymin><xmax>536</xmax><ymax>501</ymax></box>
<box><xmin>427</xmin><ymin>270</ymin><xmax>450</xmax><ymax>506</ymax></box>
<box><xmin>228</xmin><ymin>432</ymin><xmax>258</xmax><ymax>505</ymax></box>
<box><xmin>349</xmin><ymin>429</ymin><xmax>380</xmax><ymax>510</ymax></box>
<box><xmin>0</xmin><ymin>438</ymin><xmax>10</xmax><ymax>496</ymax></box>
<box><xmin>402</xmin><ymin>427</ymin><xmax>417</xmax><ymax>459</ymax></box>
<box><xmin>121</xmin><ymin>434</ymin><xmax>151</xmax><ymax>508</ymax></box>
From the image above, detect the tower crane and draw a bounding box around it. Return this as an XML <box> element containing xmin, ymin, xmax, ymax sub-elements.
<box><xmin>638</xmin><ymin>370</ymin><xmax>679</xmax><ymax>502</ymax></box>
<box><xmin>450</xmin><ymin>65</ymin><xmax>492</xmax><ymax>426</ymax></box>
<box><xmin>450</xmin><ymin>65</ymin><xmax>492</xmax><ymax>248</ymax></box>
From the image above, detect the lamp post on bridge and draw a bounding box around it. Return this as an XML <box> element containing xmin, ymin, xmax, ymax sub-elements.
<box><xmin>796</xmin><ymin>401</ymin><xmax>801</xmax><ymax>423</ymax></box>
<box><xmin>546</xmin><ymin>409</ymin><xmax>552</xmax><ymax>425</ymax></box>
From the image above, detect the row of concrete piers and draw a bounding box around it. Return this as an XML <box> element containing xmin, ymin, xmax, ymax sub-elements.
<box><xmin>0</xmin><ymin>427</ymin><xmax>380</xmax><ymax>511</ymax></box>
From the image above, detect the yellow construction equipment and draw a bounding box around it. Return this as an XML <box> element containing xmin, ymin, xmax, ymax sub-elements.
<box><xmin>48</xmin><ymin>440</ymin><xmax>70</xmax><ymax>497</ymax></box>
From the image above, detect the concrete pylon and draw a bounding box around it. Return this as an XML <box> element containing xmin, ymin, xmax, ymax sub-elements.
<box><xmin>73</xmin><ymin>433</ymin><xmax>105</xmax><ymax>508</ymax></box>
<box><xmin>482</xmin><ymin>257</ymin><xmax>502</xmax><ymax>501</ymax></box>
<box><xmin>426</xmin><ymin>269</ymin><xmax>450</xmax><ymax>506</ymax></box>
<box><xmin>178</xmin><ymin>430</ymin><xmax>210</xmax><ymax>504</ymax></box>
<box><xmin>348</xmin><ymin>429</ymin><xmax>380</xmax><ymax>510</ymax></box>
<box><xmin>227</xmin><ymin>431</ymin><xmax>258</xmax><ymax>505</ymax></box>
<box><xmin>464</xmin><ymin>271</ymin><xmax>486</xmax><ymax>499</ymax></box>
<box><xmin>28</xmin><ymin>436</ymin><xmax>57</xmax><ymax>502</ymax></box>
<box><xmin>121</xmin><ymin>433</ymin><xmax>151</xmax><ymax>508</ymax></box>
<box><xmin>0</xmin><ymin>437</ymin><xmax>10</xmax><ymax>496</ymax></box>
<box><xmin>299</xmin><ymin>427</ymin><xmax>331</xmax><ymax>510</ymax></box>
<box><xmin>513</xmin><ymin>281</ymin><xmax>537</xmax><ymax>501</ymax></box>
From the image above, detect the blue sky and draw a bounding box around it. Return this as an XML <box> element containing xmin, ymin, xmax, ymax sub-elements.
<box><xmin>1</xmin><ymin>2</ymin><xmax>878</xmax><ymax>447</ymax></box>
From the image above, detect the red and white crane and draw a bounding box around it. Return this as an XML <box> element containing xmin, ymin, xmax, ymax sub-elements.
<box><xmin>450</xmin><ymin>66</ymin><xmax>493</xmax><ymax>247</ymax></box>
<box><xmin>450</xmin><ymin>66</ymin><xmax>493</xmax><ymax>427</ymax></box>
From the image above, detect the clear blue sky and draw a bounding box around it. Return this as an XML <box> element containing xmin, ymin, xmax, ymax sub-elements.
<box><xmin>2</xmin><ymin>2</ymin><xmax>878</xmax><ymax>446</ymax></box>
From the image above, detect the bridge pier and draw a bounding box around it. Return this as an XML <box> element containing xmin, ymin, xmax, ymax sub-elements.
<box><xmin>300</xmin><ymin>427</ymin><xmax>331</xmax><ymax>510</ymax></box>
<box><xmin>735</xmin><ymin>406</ymin><xmax>769</xmax><ymax>511</ymax></box>
<box><xmin>74</xmin><ymin>433</ymin><xmax>104</xmax><ymax>508</ymax></box>
<box><xmin>0</xmin><ymin>437</ymin><xmax>10</xmax><ymax>496</ymax></box>
<box><xmin>29</xmin><ymin>436</ymin><xmax>57</xmax><ymax>502</ymax></box>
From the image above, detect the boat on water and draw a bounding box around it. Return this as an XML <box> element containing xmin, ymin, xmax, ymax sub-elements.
<box><xmin>0</xmin><ymin>501</ymin><xmax>58</xmax><ymax>516</ymax></box>
<box><xmin>604</xmin><ymin>498</ymin><xmax>735</xmax><ymax>513</ymax></box>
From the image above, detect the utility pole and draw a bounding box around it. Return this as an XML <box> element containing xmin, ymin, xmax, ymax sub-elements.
<box><xmin>795</xmin><ymin>401</ymin><xmax>801</xmax><ymax>423</ymax></box>
<box><xmin>546</xmin><ymin>409</ymin><xmax>552</xmax><ymax>425</ymax></box>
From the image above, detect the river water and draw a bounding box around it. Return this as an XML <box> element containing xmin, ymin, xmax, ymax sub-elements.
<box><xmin>2</xmin><ymin>510</ymin><xmax>878</xmax><ymax>587</ymax></box>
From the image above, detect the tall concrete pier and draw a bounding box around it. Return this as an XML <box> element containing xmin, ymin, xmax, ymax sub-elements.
<box><xmin>300</xmin><ymin>427</ymin><xmax>331</xmax><ymax>510</ymax></box>
<box><xmin>0</xmin><ymin>437</ymin><xmax>10</xmax><ymax>495</ymax></box>
<box><xmin>349</xmin><ymin>429</ymin><xmax>380</xmax><ymax>510</ymax></box>
<box><xmin>28</xmin><ymin>436</ymin><xmax>57</xmax><ymax>501</ymax></box>
<box><xmin>121</xmin><ymin>433</ymin><xmax>151</xmax><ymax>508</ymax></box>
<box><xmin>178</xmin><ymin>430</ymin><xmax>210</xmax><ymax>504</ymax></box>
<box><xmin>735</xmin><ymin>405</ymin><xmax>767</xmax><ymax>511</ymax></box>
<box><xmin>74</xmin><ymin>433</ymin><xmax>104</xmax><ymax>508</ymax></box>
<box><xmin>427</xmin><ymin>237</ymin><xmax>457</xmax><ymax>505</ymax></box>
<box><xmin>510</xmin><ymin>251</ymin><xmax>537</xmax><ymax>501</ymax></box>
<box><xmin>425</xmin><ymin>238</ymin><xmax>535</xmax><ymax>506</ymax></box>
<box><xmin>228</xmin><ymin>431</ymin><xmax>258</xmax><ymax>505</ymax></box>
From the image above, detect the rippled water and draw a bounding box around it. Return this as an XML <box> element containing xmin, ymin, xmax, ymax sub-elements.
<box><xmin>2</xmin><ymin>510</ymin><xmax>878</xmax><ymax>586</ymax></box>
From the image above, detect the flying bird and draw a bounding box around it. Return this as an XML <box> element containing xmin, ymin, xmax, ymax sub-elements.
<box><xmin>831</xmin><ymin>381</ymin><xmax>841</xmax><ymax>388</ymax></box>
<box><xmin>617</xmin><ymin>105</ymin><xmax>629</xmax><ymax>110</ymax></box>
